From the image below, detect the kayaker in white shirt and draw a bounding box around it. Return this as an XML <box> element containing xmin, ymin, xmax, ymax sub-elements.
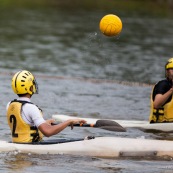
<box><xmin>6</xmin><ymin>70</ymin><xmax>86</xmax><ymax>143</ymax></box>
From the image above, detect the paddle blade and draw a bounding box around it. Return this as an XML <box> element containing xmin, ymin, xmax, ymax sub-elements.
<box><xmin>95</xmin><ymin>120</ymin><xmax>126</xmax><ymax>132</ymax></box>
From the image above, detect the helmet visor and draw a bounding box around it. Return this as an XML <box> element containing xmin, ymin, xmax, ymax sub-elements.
<box><xmin>33</xmin><ymin>79</ymin><xmax>39</xmax><ymax>94</ymax></box>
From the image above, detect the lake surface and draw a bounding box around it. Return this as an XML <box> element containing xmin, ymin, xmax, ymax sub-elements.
<box><xmin>0</xmin><ymin>0</ymin><xmax>173</xmax><ymax>172</ymax></box>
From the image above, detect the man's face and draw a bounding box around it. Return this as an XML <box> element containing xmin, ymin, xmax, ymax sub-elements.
<box><xmin>167</xmin><ymin>69</ymin><xmax>173</xmax><ymax>80</ymax></box>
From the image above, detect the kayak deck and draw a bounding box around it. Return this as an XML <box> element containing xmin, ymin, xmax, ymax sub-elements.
<box><xmin>52</xmin><ymin>114</ymin><xmax>173</xmax><ymax>132</ymax></box>
<box><xmin>11</xmin><ymin>138</ymin><xmax>87</xmax><ymax>145</ymax></box>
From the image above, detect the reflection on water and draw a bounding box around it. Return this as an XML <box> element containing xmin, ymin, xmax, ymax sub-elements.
<box><xmin>0</xmin><ymin>0</ymin><xmax>173</xmax><ymax>173</ymax></box>
<box><xmin>1</xmin><ymin>152</ymin><xmax>173</xmax><ymax>173</ymax></box>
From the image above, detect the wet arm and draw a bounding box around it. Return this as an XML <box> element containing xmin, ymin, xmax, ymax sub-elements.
<box><xmin>154</xmin><ymin>87</ymin><xmax>173</xmax><ymax>109</ymax></box>
<box><xmin>38</xmin><ymin>119</ymin><xmax>86</xmax><ymax>137</ymax></box>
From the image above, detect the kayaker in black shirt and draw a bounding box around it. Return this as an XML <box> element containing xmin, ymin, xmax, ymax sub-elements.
<box><xmin>149</xmin><ymin>58</ymin><xmax>173</xmax><ymax>123</ymax></box>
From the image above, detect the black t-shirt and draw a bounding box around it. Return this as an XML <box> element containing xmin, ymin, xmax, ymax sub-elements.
<box><xmin>152</xmin><ymin>79</ymin><xmax>172</xmax><ymax>104</ymax></box>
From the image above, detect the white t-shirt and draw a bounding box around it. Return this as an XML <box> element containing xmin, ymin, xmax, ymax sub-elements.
<box><xmin>6</xmin><ymin>97</ymin><xmax>46</xmax><ymax>127</ymax></box>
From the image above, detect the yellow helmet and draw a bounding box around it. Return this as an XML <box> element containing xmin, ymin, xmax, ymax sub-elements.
<box><xmin>165</xmin><ymin>58</ymin><xmax>173</xmax><ymax>70</ymax></box>
<box><xmin>11</xmin><ymin>70</ymin><xmax>38</xmax><ymax>95</ymax></box>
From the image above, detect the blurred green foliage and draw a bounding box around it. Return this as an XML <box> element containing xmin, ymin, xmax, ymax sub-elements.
<box><xmin>0</xmin><ymin>0</ymin><xmax>172</xmax><ymax>18</ymax></box>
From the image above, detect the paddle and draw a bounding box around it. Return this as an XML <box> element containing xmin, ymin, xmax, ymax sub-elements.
<box><xmin>52</xmin><ymin>120</ymin><xmax>126</xmax><ymax>132</ymax></box>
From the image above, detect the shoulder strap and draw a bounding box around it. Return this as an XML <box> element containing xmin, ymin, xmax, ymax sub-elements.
<box><xmin>10</xmin><ymin>99</ymin><xmax>34</xmax><ymax>105</ymax></box>
<box><xmin>10</xmin><ymin>99</ymin><xmax>42</xmax><ymax>112</ymax></box>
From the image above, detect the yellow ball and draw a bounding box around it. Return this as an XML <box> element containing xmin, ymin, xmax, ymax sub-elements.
<box><xmin>99</xmin><ymin>14</ymin><xmax>123</xmax><ymax>37</ymax></box>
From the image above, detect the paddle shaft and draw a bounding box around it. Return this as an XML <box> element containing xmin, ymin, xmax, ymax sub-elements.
<box><xmin>51</xmin><ymin>123</ymin><xmax>95</xmax><ymax>127</ymax></box>
<box><xmin>52</xmin><ymin>119</ymin><xmax>126</xmax><ymax>132</ymax></box>
<box><xmin>73</xmin><ymin>123</ymin><xmax>95</xmax><ymax>127</ymax></box>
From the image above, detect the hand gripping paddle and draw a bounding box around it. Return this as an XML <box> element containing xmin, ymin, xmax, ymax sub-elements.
<box><xmin>75</xmin><ymin>119</ymin><xmax>126</xmax><ymax>132</ymax></box>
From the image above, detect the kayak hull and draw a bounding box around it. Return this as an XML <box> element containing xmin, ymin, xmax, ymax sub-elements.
<box><xmin>1</xmin><ymin>137</ymin><xmax>173</xmax><ymax>158</ymax></box>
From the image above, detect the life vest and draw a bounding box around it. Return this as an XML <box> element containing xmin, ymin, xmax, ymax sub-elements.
<box><xmin>149</xmin><ymin>88</ymin><xmax>173</xmax><ymax>123</ymax></box>
<box><xmin>6</xmin><ymin>100</ymin><xmax>43</xmax><ymax>143</ymax></box>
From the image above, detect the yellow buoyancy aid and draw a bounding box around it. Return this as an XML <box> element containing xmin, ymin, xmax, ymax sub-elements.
<box><xmin>7</xmin><ymin>100</ymin><xmax>43</xmax><ymax>143</ymax></box>
<box><xmin>149</xmin><ymin>90</ymin><xmax>173</xmax><ymax>123</ymax></box>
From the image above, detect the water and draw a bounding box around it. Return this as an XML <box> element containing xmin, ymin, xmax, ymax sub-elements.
<box><xmin>0</xmin><ymin>0</ymin><xmax>173</xmax><ymax>172</ymax></box>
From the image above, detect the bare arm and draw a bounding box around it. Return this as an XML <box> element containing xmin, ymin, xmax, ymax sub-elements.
<box><xmin>154</xmin><ymin>87</ymin><xmax>173</xmax><ymax>109</ymax></box>
<box><xmin>38</xmin><ymin>119</ymin><xmax>86</xmax><ymax>137</ymax></box>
